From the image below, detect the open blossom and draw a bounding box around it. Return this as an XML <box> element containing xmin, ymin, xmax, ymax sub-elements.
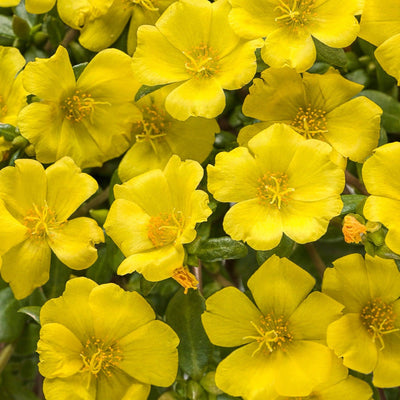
<box><xmin>323</xmin><ymin>254</ymin><xmax>400</xmax><ymax>388</ymax></box>
<box><xmin>104</xmin><ymin>155</ymin><xmax>212</xmax><ymax>284</ymax></box>
<box><xmin>18</xmin><ymin>46</ymin><xmax>140</xmax><ymax>168</ymax></box>
<box><xmin>132</xmin><ymin>0</ymin><xmax>263</xmax><ymax>120</ymax></box>
<box><xmin>202</xmin><ymin>255</ymin><xmax>344</xmax><ymax>399</ymax></box>
<box><xmin>0</xmin><ymin>157</ymin><xmax>104</xmax><ymax>299</ymax></box>
<box><xmin>240</xmin><ymin>67</ymin><xmax>381</xmax><ymax>164</ymax></box>
<box><xmin>228</xmin><ymin>0</ymin><xmax>360</xmax><ymax>72</ymax></box>
<box><xmin>37</xmin><ymin>277</ymin><xmax>179</xmax><ymax>400</ymax></box>
<box><xmin>208</xmin><ymin>123</ymin><xmax>345</xmax><ymax>251</ymax></box>
<box><xmin>0</xmin><ymin>0</ymin><xmax>54</xmax><ymax>13</ymax></box>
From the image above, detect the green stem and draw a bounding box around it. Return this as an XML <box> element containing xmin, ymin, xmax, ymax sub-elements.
<box><xmin>0</xmin><ymin>343</ymin><xmax>15</xmax><ymax>375</ymax></box>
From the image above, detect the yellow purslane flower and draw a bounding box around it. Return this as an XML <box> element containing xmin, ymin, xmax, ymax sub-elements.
<box><xmin>132</xmin><ymin>0</ymin><xmax>263</xmax><ymax>120</ymax></box>
<box><xmin>362</xmin><ymin>142</ymin><xmax>400</xmax><ymax>255</ymax></box>
<box><xmin>207</xmin><ymin>123</ymin><xmax>345</xmax><ymax>251</ymax></box>
<box><xmin>228</xmin><ymin>0</ymin><xmax>360</xmax><ymax>72</ymax></box>
<box><xmin>0</xmin><ymin>46</ymin><xmax>27</xmax><ymax>126</ymax></box>
<box><xmin>0</xmin><ymin>157</ymin><xmax>104</xmax><ymax>300</ymax></box>
<box><xmin>104</xmin><ymin>155</ymin><xmax>212</xmax><ymax>283</ymax></box>
<box><xmin>239</xmin><ymin>67</ymin><xmax>382</xmax><ymax>164</ymax></box>
<box><xmin>58</xmin><ymin>0</ymin><xmax>176</xmax><ymax>54</ymax></box>
<box><xmin>202</xmin><ymin>255</ymin><xmax>344</xmax><ymax>399</ymax></box>
<box><xmin>359</xmin><ymin>0</ymin><xmax>400</xmax><ymax>83</ymax></box>
<box><xmin>0</xmin><ymin>0</ymin><xmax>54</xmax><ymax>13</ymax></box>
<box><xmin>118</xmin><ymin>85</ymin><xmax>218</xmax><ymax>182</ymax></box>
<box><xmin>18</xmin><ymin>46</ymin><xmax>140</xmax><ymax>168</ymax></box>
<box><xmin>37</xmin><ymin>277</ymin><xmax>179</xmax><ymax>400</ymax></box>
<box><xmin>323</xmin><ymin>254</ymin><xmax>400</xmax><ymax>388</ymax></box>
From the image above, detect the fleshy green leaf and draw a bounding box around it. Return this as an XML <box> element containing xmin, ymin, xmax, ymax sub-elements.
<box><xmin>340</xmin><ymin>194</ymin><xmax>367</xmax><ymax>215</ymax></box>
<box><xmin>17</xmin><ymin>306</ymin><xmax>40</xmax><ymax>325</ymax></box>
<box><xmin>313</xmin><ymin>37</ymin><xmax>347</xmax><ymax>68</ymax></box>
<box><xmin>0</xmin><ymin>288</ymin><xmax>25</xmax><ymax>342</ymax></box>
<box><xmin>195</xmin><ymin>236</ymin><xmax>247</xmax><ymax>262</ymax></box>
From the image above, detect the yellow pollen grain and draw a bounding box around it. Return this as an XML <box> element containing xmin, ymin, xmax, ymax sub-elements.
<box><xmin>244</xmin><ymin>314</ymin><xmax>293</xmax><ymax>356</ymax></box>
<box><xmin>172</xmin><ymin>266</ymin><xmax>198</xmax><ymax>294</ymax></box>
<box><xmin>23</xmin><ymin>203</ymin><xmax>60</xmax><ymax>240</ymax></box>
<box><xmin>274</xmin><ymin>0</ymin><xmax>316</xmax><ymax>29</ymax></box>
<box><xmin>147</xmin><ymin>211</ymin><xmax>184</xmax><ymax>248</ymax></box>
<box><xmin>183</xmin><ymin>44</ymin><xmax>220</xmax><ymax>79</ymax></box>
<box><xmin>360</xmin><ymin>298</ymin><xmax>399</xmax><ymax>350</ymax></box>
<box><xmin>291</xmin><ymin>104</ymin><xmax>327</xmax><ymax>139</ymax></box>
<box><xmin>257</xmin><ymin>172</ymin><xmax>294</xmax><ymax>209</ymax></box>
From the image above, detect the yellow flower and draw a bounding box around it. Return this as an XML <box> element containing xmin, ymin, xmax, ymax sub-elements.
<box><xmin>323</xmin><ymin>253</ymin><xmax>400</xmax><ymax>388</ymax></box>
<box><xmin>37</xmin><ymin>277</ymin><xmax>179</xmax><ymax>400</ymax></box>
<box><xmin>0</xmin><ymin>157</ymin><xmax>104</xmax><ymax>299</ymax></box>
<box><xmin>18</xmin><ymin>46</ymin><xmax>140</xmax><ymax>168</ymax></box>
<box><xmin>104</xmin><ymin>155</ymin><xmax>212</xmax><ymax>283</ymax></box>
<box><xmin>0</xmin><ymin>0</ymin><xmax>55</xmax><ymax>13</ymax></box>
<box><xmin>207</xmin><ymin>123</ymin><xmax>344</xmax><ymax>251</ymax></box>
<box><xmin>228</xmin><ymin>0</ymin><xmax>360</xmax><ymax>72</ymax></box>
<box><xmin>118</xmin><ymin>85</ymin><xmax>218</xmax><ymax>182</ymax></box>
<box><xmin>58</xmin><ymin>0</ymin><xmax>176</xmax><ymax>54</ymax></box>
<box><xmin>202</xmin><ymin>255</ymin><xmax>344</xmax><ymax>399</ymax></box>
<box><xmin>362</xmin><ymin>142</ymin><xmax>400</xmax><ymax>255</ymax></box>
<box><xmin>239</xmin><ymin>67</ymin><xmax>382</xmax><ymax>164</ymax></box>
<box><xmin>359</xmin><ymin>0</ymin><xmax>400</xmax><ymax>83</ymax></box>
<box><xmin>0</xmin><ymin>46</ymin><xmax>27</xmax><ymax>126</ymax></box>
<box><xmin>132</xmin><ymin>0</ymin><xmax>263</xmax><ymax>120</ymax></box>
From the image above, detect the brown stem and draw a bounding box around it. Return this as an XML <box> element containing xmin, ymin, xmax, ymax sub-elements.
<box><xmin>60</xmin><ymin>28</ymin><xmax>79</xmax><ymax>48</ymax></box>
<box><xmin>304</xmin><ymin>243</ymin><xmax>326</xmax><ymax>278</ymax></box>
<box><xmin>378</xmin><ymin>388</ymin><xmax>387</xmax><ymax>400</ymax></box>
<box><xmin>193</xmin><ymin>260</ymin><xmax>203</xmax><ymax>294</ymax></box>
<box><xmin>212</xmin><ymin>273</ymin><xmax>234</xmax><ymax>288</ymax></box>
<box><xmin>345</xmin><ymin>170</ymin><xmax>369</xmax><ymax>195</ymax></box>
<box><xmin>72</xmin><ymin>186</ymin><xmax>110</xmax><ymax>218</ymax></box>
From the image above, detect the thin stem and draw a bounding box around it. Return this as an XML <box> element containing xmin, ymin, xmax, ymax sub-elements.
<box><xmin>72</xmin><ymin>186</ymin><xmax>110</xmax><ymax>217</ymax></box>
<box><xmin>304</xmin><ymin>243</ymin><xmax>326</xmax><ymax>278</ymax></box>
<box><xmin>193</xmin><ymin>260</ymin><xmax>203</xmax><ymax>294</ymax></box>
<box><xmin>345</xmin><ymin>170</ymin><xmax>369</xmax><ymax>196</ymax></box>
<box><xmin>0</xmin><ymin>343</ymin><xmax>15</xmax><ymax>375</ymax></box>
<box><xmin>212</xmin><ymin>273</ymin><xmax>234</xmax><ymax>287</ymax></box>
<box><xmin>378</xmin><ymin>388</ymin><xmax>387</xmax><ymax>400</ymax></box>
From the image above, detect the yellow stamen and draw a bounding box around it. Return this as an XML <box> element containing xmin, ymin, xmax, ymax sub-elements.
<box><xmin>183</xmin><ymin>44</ymin><xmax>220</xmax><ymax>79</ymax></box>
<box><xmin>291</xmin><ymin>104</ymin><xmax>328</xmax><ymax>139</ymax></box>
<box><xmin>23</xmin><ymin>202</ymin><xmax>61</xmax><ymax>239</ymax></box>
<box><xmin>147</xmin><ymin>210</ymin><xmax>184</xmax><ymax>248</ymax></box>
<box><xmin>172</xmin><ymin>266</ymin><xmax>198</xmax><ymax>294</ymax></box>
<box><xmin>257</xmin><ymin>172</ymin><xmax>295</xmax><ymax>209</ymax></box>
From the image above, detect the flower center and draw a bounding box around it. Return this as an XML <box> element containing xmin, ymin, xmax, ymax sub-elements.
<box><xmin>131</xmin><ymin>0</ymin><xmax>159</xmax><ymax>11</ymax></box>
<box><xmin>62</xmin><ymin>90</ymin><xmax>98</xmax><ymax>123</ymax></box>
<box><xmin>244</xmin><ymin>314</ymin><xmax>293</xmax><ymax>356</ymax></box>
<box><xmin>23</xmin><ymin>203</ymin><xmax>59</xmax><ymax>239</ymax></box>
<box><xmin>257</xmin><ymin>172</ymin><xmax>294</xmax><ymax>209</ymax></box>
<box><xmin>80</xmin><ymin>337</ymin><xmax>122</xmax><ymax>377</ymax></box>
<box><xmin>274</xmin><ymin>0</ymin><xmax>315</xmax><ymax>28</ymax></box>
<box><xmin>172</xmin><ymin>266</ymin><xmax>198</xmax><ymax>294</ymax></box>
<box><xmin>147</xmin><ymin>211</ymin><xmax>184</xmax><ymax>247</ymax></box>
<box><xmin>360</xmin><ymin>299</ymin><xmax>399</xmax><ymax>350</ymax></box>
<box><xmin>0</xmin><ymin>95</ymin><xmax>7</xmax><ymax>120</ymax></box>
<box><xmin>183</xmin><ymin>44</ymin><xmax>220</xmax><ymax>79</ymax></box>
<box><xmin>291</xmin><ymin>105</ymin><xmax>327</xmax><ymax>139</ymax></box>
<box><xmin>134</xmin><ymin>105</ymin><xmax>170</xmax><ymax>150</ymax></box>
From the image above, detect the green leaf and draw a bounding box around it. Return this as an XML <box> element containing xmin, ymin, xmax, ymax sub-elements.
<box><xmin>195</xmin><ymin>236</ymin><xmax>247</xmax><ymax>262</ymax></box>
<box><xmin>0</xmin><ymin>15</ymin><xmax>15</xmax><ymax>46</ymax></box>
<box><xmin>166</xmin><ymin>289</ymin><xmax>212</xmax><ymax>380</ymax></box>
<box><xmin>0</xmin><ymin>124</ymin><xmax>18</xmax><ymax>141</ymax></box>
<box><xmin>17</xmin><ymin>306</ymin><xmax>41</xmax><ymax>325</ymax></box>
<box><xmin>359</xmin><ymin>90</ymin><xmax>400</xmax><ymax>132</ymax></box>
<box><xmin>256</xmin><ymin>235</ymin><xmax>296</xmax><ymax>265</ymax></box>
<box><xmin>0</xmin><ymin>288</ymin><xmax>25</xmax><ymax>342</ymax></box>
<box><xmin>135</xmin><ymin>84</ymin><xmax>165</xmax><ymax>102</ymax></box>
<box><xmin>72</xmin><ymin>62</ymin><xmax>88</xmax><ymax>80</ymax></box>
<box><xmin>12</xmin><ymin>15</ymin><xmax>30</xmax><ymax>40</ymax></box>
<box><xmin>340</xmin><ymin>194</ymin><xmax>367</xmax><ymax>215</ymax></box>
<box><xmin>313</xmin><ymin>37</ymin><xmax>347</xmax><ymax>68</ymax></box>
<box><xmin>43</xmin><ymin>253</ymin><xmax>71</xmax><ymax>299</ymax></box>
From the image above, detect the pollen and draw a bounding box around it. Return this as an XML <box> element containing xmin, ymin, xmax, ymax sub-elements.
<box><xmin>23</xmin><ymin>203</ymin><xmax>59</xmax><ymax>239</ymax></box>
<box><xmin>360</xmin><ymin>298</ymin><xmax>399</xmax><ymax>350</ymax></box>
<box><xmin>342</xmin><ymin>215</ymin><xmax>367</xmax><ymax>244</ymax></box>
<box><xmin>291</xmin><ymin>104</ymin><xmax>328</xmax><ymax>139</ymax></box>
<box><xmin>147</xmin><ymin>211</ymin><xmax>185</xmax><ymax>247</ymax></box>
<box><xmin>183</xmin><ymin>44</ymin><xmax>220</xmax><ymax>79</ymax></box>
<box><xmin>257</xmin><ymin>172</ymin><xmax>295</xmax><ymax>209</ymax></box>
<box><xmin>80</xmin><ymin>336</ymin><xmax>122</xmax><ymax>377</ymax></box>
<box><xmin>172</xmin><ymin>266</ymin><xmax>198</xmax><ymax>294</ymax></box>
<box><xmin>61</xmin><ymin>90</ymin><xmax>96</xmax><ymax>123</ymax></box>
<box><xmin>244</xmin><ymin>314</ymin><xmax>293</xmax><ymax>356</ymax></box>
<box><xmin>274</xmin><ymin>0</ymin><xmax>316</xmax><ymax>29</ymax></box>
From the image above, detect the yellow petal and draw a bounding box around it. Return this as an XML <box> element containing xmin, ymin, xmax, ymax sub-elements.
<box><xmin>37</xmin><ymin>323</ymin><xmax>83</xmax><ymax>379</ymax></box>
<box><xmin>2</xmin><ymin>71</ymin><xmax>28</xmax><ymax>126</ymax></box>
<box><xmin>248</xmin><ymin>255</ymin><xmax>315</xmax><ymax>318</ymax></box>
<box><xmin>1</xmin><ymin>238</ymin><xmax>51</xmax><ymax>300</ymax></box>
<box><xmin>375</xmin><ymin>34</ymin><xmax>400</xmax><ymax>84</ymax></box>
<box><xmin>262</xmin><ymin>30</ymin><xmax>315</xmax><ymax>72</ymax></box>
<box><xmin>46</xmin><ymin>157</ymin><xmax>98</xmax><ymax>220</ymax></box>
<box><xmin>327</xmin><ymin>313</ymin><xmax>378</xmax><ymax>374</ymax></box>
<box><xmin>119</xmin><ymin>320</ymin><xmax>179</xmax><ymax>387</ymax></box>
<box><xmin>117</xmin><ymin>244</ymin><xmax>185</xmax><ymax>281</ymax></box>
<box><xmin>89</xmin><ymin>283</ymin><xmax>155</xmax><ymax>342</ymax></box>
<box><xmin>165</xmin><ymin>78</ymin><xmax>225</xmax><ymax>120</ymax></box>
<box><xmin>104</xmin><ymin>199</ymin><xmax>153</xmax><ymax>256</ymax></box>
<box><xmin>40</xmin><ymin>277</ymin><xmax>97</xmax><ymax>342</ymax></box>
<box><xmin>43</xmin><ymin>373</ymin><xmax>95</xmax><ymax>400</ymax></box>
<box><xmin>325</xmin><ymin>97</ymin><xmax>381</xmax><ymax>162</ymax></box>
<box><xmin>317</xmin><ymin>375</ymin><xmax>373</xmax><ymax>400</ymax></box>
<box><xmin>207</xmin><ymin>146</ymin><xmax>260</xmax><ymax>203</ymax></box>
<box><xmin>25</xmin><ymin>0</ymin><xmax>55</xmax><ymax>13</ymax></box>
<box><xmin>47</xmin><ymin>218</ymin><xmax>104</xmax><ymax>270</ymax></box>
<box><xmin>202</xmin><ymin>286</ymin><xmax>262</xmax><ymax>347</ymax></box>
<box><xmin>237</xmin><ymin>122</ymin><xmax>271</xmax><ymax>147</ymax></box>
<box><xmin>223</xmin><ymin>199</ymin><xmax>283</xmax><ymax>251</ymax></box>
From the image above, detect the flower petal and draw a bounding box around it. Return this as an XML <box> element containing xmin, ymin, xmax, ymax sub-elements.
<box><xmin>202</xmin><ymin>286</ymin><xmax>263</xmax><ymax>347</ymax></box>
<box><xmin>237</xmin><ymin>122</ymin><xmax>272</xmax><ymax>146</ymax></box>
<box><xmin>25</xmin><ymin>0</ymin><xmax>55</xmax><ymax>14</ymax></box>
<box><xmin>43</xmin><ymin>373</ymin><xmax>95</xmax><ymax>400</ymax></box>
